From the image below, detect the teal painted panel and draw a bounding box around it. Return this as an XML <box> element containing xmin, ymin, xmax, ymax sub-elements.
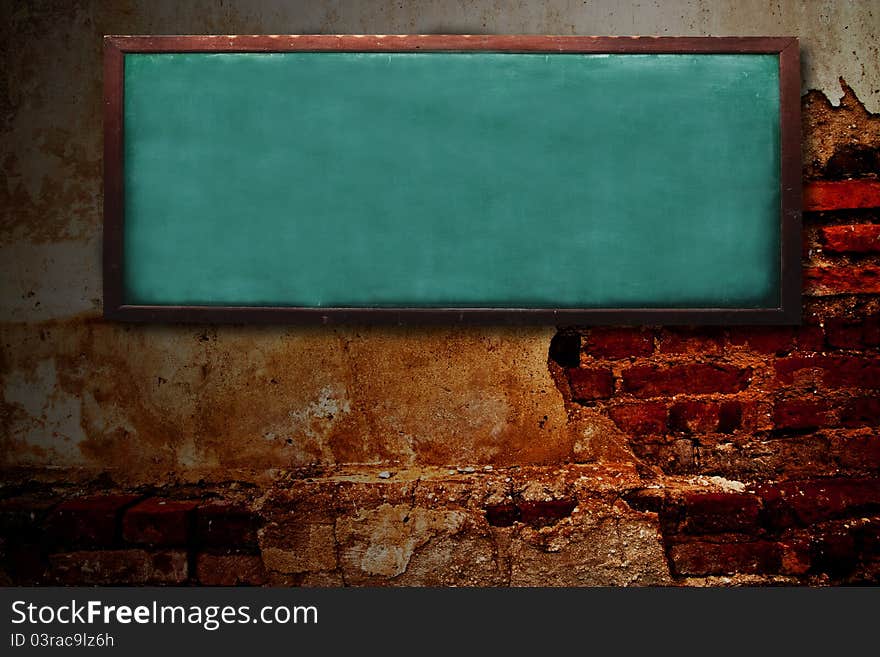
<box><xmin>123</xmin><ymin>52</ymin><xmax>780</xmax><ymax>308</ymax></box>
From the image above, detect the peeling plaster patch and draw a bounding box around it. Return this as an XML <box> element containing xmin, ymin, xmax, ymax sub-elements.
<box><xmin>3</xmin><ymin>359</ymin><xmax>86</xmax><ymax>463</ymax></box>
<box><xmin>0</xmin><ymin>236</ymin><xmax>101</xmax><ymax>321</ymax></box>
<box><xmin>287</xmin><ymin>384</ymin><xmax>352</xmax><ymax>440</ymax></box>
<box><xmin>337</xmin><ymin>503</ymin><xmax>469</xmax><ymax>579</ymax></box>
<box><xmin>260</xmin><ymin>384</ymin><xmax>350</xmax><ymax>462</ymax></box>
<box><xmin>509</xmin><ymin>512</ymin><xmax>671</xmax><ymax>585</ymax></box>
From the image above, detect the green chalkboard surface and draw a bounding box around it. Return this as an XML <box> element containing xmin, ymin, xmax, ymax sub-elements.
<box><xmin>106</xmin><ymin>36</ymin><xmax>800</xmax><ymax>323</ymax></box>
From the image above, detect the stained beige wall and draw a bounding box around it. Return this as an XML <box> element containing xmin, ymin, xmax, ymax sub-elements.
<box><xmin>1</xmin><ymin>1</ymin><xmax>877</xmax><ymax>484</ymax></box>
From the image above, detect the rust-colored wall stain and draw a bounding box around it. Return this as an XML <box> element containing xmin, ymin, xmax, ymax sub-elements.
<box><xmin>1</xmin><ymin>320</ymin><xmax>574</xmax><ymax>482</ymax></box>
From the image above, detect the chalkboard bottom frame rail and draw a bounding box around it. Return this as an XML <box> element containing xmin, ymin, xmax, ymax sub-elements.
<box><xmin>105</xmin><ymin>305</ymin><xmax>801</xmax><ymax>326</ymax></box>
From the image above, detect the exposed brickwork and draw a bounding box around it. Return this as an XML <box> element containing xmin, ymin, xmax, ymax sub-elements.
<box><xmin>196</xmin><ymin>502</ymin><xmax>261</xmax><ymax>548</ymax></box>
<box><xmin>567</xmin><ymin>367</ymin><xmax>614</xmax><ymax>401</ymax></box>
<box><xmin>584</xmin><ymin>328</ymin><xmax>653</xmax><ymax>359</ymax></box>
<box><xmin>672</xmin><ymin>492</ymin><xmax>762</xmax><ymax>535</ymax></box>
<box><xmin>0</xmin><ymin>468</ymin><xmax>878</xmax><ymax>585</ymax></box>
<box><xmin>622</xmin><ymin>363</ymin><xmax>752</xmax><ymax>397</ymax></box>
<box><xmin>668</xmin><ymin>401</ymin><xmax>722</xmax><ymax>434</ymax></box>
<box><xmin>757</xmin><ymin>478</ymin><xmax>880</xmax><ymax>527</ymax></box>
<box><xmin>776</xmin><ymin>355</ymin><xmax>880</xmax><ymax>389</ymax></box>
<box><xmin>123</xmin><ymin>499</ymin><xmax>198</xmax><ymax>547</ymax></box>
<box><xmin>609</xmin><ymin>402</ymin><xmax>667</xmax><ymax>436</ymax></box>
<box><xmin>805</xmin><ymin>265</ymin><xmax>880</xmax><ymax>295</ymax></box>
<box><xmin>669</xmin><ymin>541</ymin><xmax>783</xmax><ymax>576</ymax></box>
<box><xmin>796</xmin><ymin>323</ymin><xmax>826</xmax><ymax>352</ymax></box>
<box><xmin>821</xmin><ymin>224</ymin><xmax>880</xmax><ymax>254</ymax></box>
<box><xmin>648</xmin><ymin>477</ymin><xmax>880</xmax><ymax>580</ymax></box>
<box><xmin>655</xmin><ymin>327</ymin><xmax>724</xmax><ymax>354</ymax></box>
<box><xmin>729</xmin><ymin>327</ymin><xmax>794</xmax><ymax>354</ymax></box>
<box><xmin>773</xmin><ymin>399</ymin><xmax>832</xmax><ymax>431</ymax></box>
<box><xmin>49</xmin><ymin>550</ymin><xmax>188</xmax><ymax>585</ymax></box>
<box><xmin>840</xmin><ymin>397</ymin><xmax>880</xmax><ymax>427</ymax></box>
<box><xmin>804</xmin><ymin>180</ymin><xmax>880</xmax><ymax>211</ymax></box>
<box><xmin>0</xmin><ymin>491</ymin><xmax>269</xmax><ymax>586</ymax></box>
<box><xmin>45</xmin><ymin>494</ymin><xmax>141</xmax><ymax>548</ymax></box>
<box><xmin>825</xmin><ymin>315</ymin><xmax>880</xmax><ymax>349</ymax></box>
<box><xmin>0</xmin><ymin>494</ymin><xmax>62</xmax><ymax>541</ymax></box>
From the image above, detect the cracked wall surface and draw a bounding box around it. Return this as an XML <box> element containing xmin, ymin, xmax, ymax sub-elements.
<box><xmin>1</xmin><ymin>1</ymin><xmax>879</xmax><ymax>585</ymax></box>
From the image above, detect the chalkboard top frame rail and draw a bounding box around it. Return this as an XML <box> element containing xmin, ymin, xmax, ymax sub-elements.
<box><xmin>103</xmin><ymin>34</ymin><xmax>798</xmax><ymax>53</ymax></box>
<box><xmin>104</xmin><ymin>35</ymin><xmax>801</xmax><ymax>326</ymax></box>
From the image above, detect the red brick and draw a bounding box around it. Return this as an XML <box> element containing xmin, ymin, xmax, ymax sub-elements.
<box><xmin>775</xmin><ymin>355</ymin><xmax>880</xmax><ymax>389</ymax></box>
<box><xmin>668</xmin><ymin>401</ymin><xmax>719</xmax><ymax>434</ymax></box>
<box><xmin>718</xmin><ymin>401</ymin><xmax>743</xmax><ymax>433</ymax></box>
<box><xmin>656</xmin><ymin>327</ymin><xmax>723</xmax><ymax>354</ymax></box>
<box><xmin>517</xmin><ymin>500</ymin><xmax>577</xmax><ymax>528</ymax></box>
<box><xmin>46</xmin><ymin>494</ymin><xmax>140</xmax><ymax>547</ymax></box>
<box><xmin>672</xmin><ymin>492</ymin><xmax>761</xmax><ymax>535</ymax></box>
<box><xmin>841</xmin><ymin>397</ymin><xmax>880</xmax><ymax>427</ymax></box>
<box><xmin>856</xmin><ymin>519</ymin><xmax>880</xmax><ymax>558</ymax></box>
<box><xmin>196</xmin><ymin>503</ymin><xmax>261</xmax><ymax>548</ymax></box>
<box><xmin>775</xmin><ymin>355</ymin><xmax>824</xmax><ymax>382</ymax></box>
<box><xmin>487</xmin><ymin>500</ymin><xmax>578</xmax><ymax>528</ymax></box>
<box><xmin>567</xmin><ymin>367</ymin><xmax>614</xmax><ymax>401</ymax></box>
<box><xmin>825</xmin><ymin>315</ymin><xmax>880</xmax><ymax>349</ymax></box>
<box><xmin>0</xmin><ymin>494</ymin><xmax>61</xmax><ymax>539</ymax></box>
<box><xmin>779</xmin><ymin>532</ymin><xmax>812</xmax><ymax>575</ymax></box>
<box><xmin>485</xmin><ymin>503</ymin><xmax>519</xmax><ymax>527</ymax></box>
<box><xmin>1</xmin><ymin>541</ymin><xmax>48</xmax><ymax>584</ymax></box>
<box><xmin>622</xmin><ymin>363</ymin><xmax>751</xmax><ymax>397</ymax></box>
<box><xmin>821</xmin><ymin>357</ymin><xmax>880</xmax><ymax>389</ymax></box>
<box><xmin>811</xmin><ymin>525</ymin><xmax>859</xmax><ymax>576</ymax></box>
<box><xmin>669</xmin><ymin>540</ymin><xmax>782</xmax><ymax>576</ymax></box>
<box><xmin>821</xmin><ymin>224</ymin><xmax>880</xmax><ymax>253</ymax></box>
<box><xmin>773</xmin><ymin>399</ymin><xmax>832</xmax><ymax>431</ymax></box>
<box><xmin>758</xmin><ymin>478</ymin><xmax>880</xmax><ymax>528</ymax></box>
<box><xmin>609</xmin><ymin>402</ymin><xmax>667</xmax><ymax>436</ymax></box>
<box><xmin>804</xmin><ymin>180</ymin><xmax>880</xmax><ymax>212</ymax></box>
<box><xmin>49</xmin><ymin>549</ymin><xmax>188</xmax><ymax>585</ymax></box>
<box><xmin>729</xmin><ymin>327</ymin><xmax>794</xmax><ymax>354</ymax></box>
<box><xmin>836</xmin><ymin>436</ymin><xmax>880</xmax><ymax>473</ymax></box>
<box><xmin>796</xmin><ymin>324</ymin><xmax>826</xmax><ymax>352</ymax></box>
<box><xmin>196</xmin><ymin>553</ymin><xmax>267</xmax><ymax>586</ymax></box>
<box><xmin>805</xmin><ymin>265</ymin><xmax>880</xmax><ymax>296</ymax></box>
<box><xmin>123</xmin><ymin>498</ymin><xmax>198</xmax><ymax>546</ymax></box>
<box><xmin>584</xmin><ymin>328</ymin><xmax>653</xmax><ymax>359</ymax></box>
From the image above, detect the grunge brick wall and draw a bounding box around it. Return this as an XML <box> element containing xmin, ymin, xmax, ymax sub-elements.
<box><xmin>1</xmin><ymin>1</ymin><xmax>878</xmax><ymax>586</ymax></box>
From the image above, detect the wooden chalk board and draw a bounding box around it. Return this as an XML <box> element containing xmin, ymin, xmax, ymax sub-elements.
<box><xmin>103</xmin><ymin>35</ymin><xmax>801</xmax><ymax>324</ymax></box>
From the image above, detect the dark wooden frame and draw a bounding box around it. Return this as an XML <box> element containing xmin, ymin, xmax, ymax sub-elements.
<box><xmin>104</xmin><ymin>35</ymin><xmax>801</xmax><ymax>325</ymax></box>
